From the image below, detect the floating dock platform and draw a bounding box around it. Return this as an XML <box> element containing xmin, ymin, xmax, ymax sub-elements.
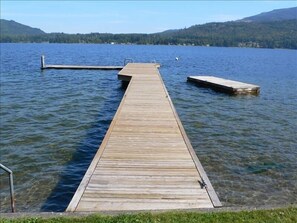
<box><xmin>188</xmin><ymin>76</ymin><xmax>260</xmax><ymax>95</ymax></box>
<box><xmin>66</xmin><ymin>63</ymin><xmax>221</xmax><ymax>212</ymax></box>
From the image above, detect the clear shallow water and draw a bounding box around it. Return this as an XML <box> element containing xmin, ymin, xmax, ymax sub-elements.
<box><xmin>0</xmin><ymin>43</ymin><xmax>296</xmax><ymax>212</ymax></box>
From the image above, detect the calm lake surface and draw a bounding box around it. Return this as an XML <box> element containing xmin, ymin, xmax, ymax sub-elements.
<box><xmin>0</xmin><ymin>43</ymin><xmax>296</xmax><ymax>212</ymax></box>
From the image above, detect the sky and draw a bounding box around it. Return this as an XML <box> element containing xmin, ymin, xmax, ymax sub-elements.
<box><xmin>1</xmin><ymin>1</ymin><xmax>297</xmax><ymax>34</ymax></box>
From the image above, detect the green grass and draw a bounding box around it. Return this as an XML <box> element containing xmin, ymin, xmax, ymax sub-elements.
<box><xmin>1</xmin><ymin>207</ymin><xmax>297</xmax><ymax>223</ymax></box>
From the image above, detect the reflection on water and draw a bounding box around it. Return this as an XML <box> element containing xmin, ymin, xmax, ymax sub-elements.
<box><xmin>0</xmin><ymin>44</ymin><xmax>296</xmax><ymax>212</ymax></box>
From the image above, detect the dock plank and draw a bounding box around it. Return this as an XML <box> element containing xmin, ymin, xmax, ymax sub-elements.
<box><xmin>66</xmin><ymin>63</ymin><xmax>221</xmax><ymax>212</ymax></box>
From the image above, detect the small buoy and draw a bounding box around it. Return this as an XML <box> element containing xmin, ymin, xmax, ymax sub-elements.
<box><xmin>175</xmin><ymin>57</ymin><xmax>179</xmax><ymax>61</ymax></box>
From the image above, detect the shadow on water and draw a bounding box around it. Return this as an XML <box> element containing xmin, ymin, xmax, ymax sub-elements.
<box><xmin>41</xmin><ymin>83</ymin><xmax>127</xmax><ymax>212</ymax></box>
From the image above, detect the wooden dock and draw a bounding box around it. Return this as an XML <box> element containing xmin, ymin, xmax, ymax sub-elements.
<box><xmin>66</xmin><ymin>63</ymin><xmax>221</xmax><ymax>212</ymax></box>
<box><xmin>40</xmin><ymin>56</ymin><xmax>123</xmax><ymax>70</ymax></box>
<box><xmin>41</xmin><ymin>65</ymin><xmax>123</xmax><ymax>70</ymax></box>
<box><xmin>188</xmin><ymin>76</ymin><xmax>260</xmax><ymax>95</ymax></box>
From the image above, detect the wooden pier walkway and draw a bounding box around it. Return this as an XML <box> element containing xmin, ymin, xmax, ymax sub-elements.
<box><xmin>40</xmin><ymin>56</ymin><xmax>123</xmax><ymax>70</ymax></box>
<box><xmin>42</xmin><ymin>65</ymin><xmax>123</xmax><ymax>70</ymax></box>
<box><xmin>67</xmin><ymin>63</ymin><xmax>221</xmax><ymax>212</ymax></box>
<box><xmin>188</xmin><ymin>76</ymin><xmax>260</xmax><ymax>95</ymax></box>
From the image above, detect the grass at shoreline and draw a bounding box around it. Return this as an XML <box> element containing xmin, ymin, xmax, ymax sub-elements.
<box><xmin>1</xmin><ymin>207</ymin><xmax>296</xmax><ymax>223</ymax></box>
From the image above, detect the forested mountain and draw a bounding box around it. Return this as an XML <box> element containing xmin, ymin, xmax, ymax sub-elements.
<box><xmin>158</xmin><ymin>20</ymin><xmax>297</xmax><ymax>49</ymax></box>
<box><xmin>1</xmin><ymin>7</ymin><xmax>296</xmax><ymax>49</ymax></box>
<box><xmin>240</xmin><ymin>7</ymin><xmax>297</xmax><ymax>22</ymax></box>
<box><xmin>0</xmin><ymin>19</ymin><xmax>45</xmax><ymax>35</ymax></box>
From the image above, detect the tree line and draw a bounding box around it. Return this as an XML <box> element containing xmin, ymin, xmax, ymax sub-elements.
<box><xmin>1</xmin><ymin>20</ymin><xmax>296</xmax><ymax>49</ymax></box>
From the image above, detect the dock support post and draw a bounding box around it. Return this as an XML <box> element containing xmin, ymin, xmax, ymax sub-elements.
<box><xmin>41</xmin><ymin>55</ymin><xmax>45</xmax><ymax>69</ymax></box>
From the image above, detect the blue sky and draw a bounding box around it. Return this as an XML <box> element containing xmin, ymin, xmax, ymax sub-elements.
<box><xmin>1</xmin><ymin>1</ymin><xmax>296</xmax><ymax>34</ymax></box>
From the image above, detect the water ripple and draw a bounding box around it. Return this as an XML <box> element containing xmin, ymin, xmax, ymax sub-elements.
<box><xmin>1</xmin><ymin>43</ymin><xmax>296</xmax><ymax>211</ymax></box>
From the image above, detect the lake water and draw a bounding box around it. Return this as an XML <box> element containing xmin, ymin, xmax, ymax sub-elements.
<box><xmin>0</xmin><ymin>43</ymin><xmax>296</xmax><ymax>212</ymax></box>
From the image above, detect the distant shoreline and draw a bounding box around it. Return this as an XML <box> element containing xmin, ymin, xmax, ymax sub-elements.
<box><xmin>1</xmin><ymin>42</ymin><xmax>296</xmax><ymax>51</ymax></box>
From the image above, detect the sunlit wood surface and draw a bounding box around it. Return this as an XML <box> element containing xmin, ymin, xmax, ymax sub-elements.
<box><xmin>67</xmin><ymin>63</ymin><xmax>221</xmax><ymax>212</ymax></box>
<box><xmin>188</xmin><ymin>76</ymin><xmax>260</xmax><ymax>95</ymax></box>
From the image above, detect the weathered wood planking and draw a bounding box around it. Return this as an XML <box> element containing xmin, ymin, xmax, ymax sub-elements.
<box><xmin>188</xmin><ymin>76</ymin><xmax>260</xmax><ymax>95</ymax></box>
<box><xmin>42</xmin><ymin>65</ymin><xmax>123</xmax><ymax>70</ymax></box>
<box><xmin>40</xmin><ymin>55</ymin><xmax>123</xmax><ymax>70</ymax></box>
<box><xmin>67</xmin><ymin>63</ymin><xmax>221</xmax><ymax>212</ymax></box>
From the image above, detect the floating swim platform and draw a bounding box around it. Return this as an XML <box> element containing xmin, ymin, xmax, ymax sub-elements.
<box><xmin>187</xmin><ymin>76</ymin><xmax>260</xmax><ymax>95</ymax></box>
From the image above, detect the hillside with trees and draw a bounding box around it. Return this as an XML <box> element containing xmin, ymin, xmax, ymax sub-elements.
<box><xmin>0</xmin><ymin>19</ymin><xmax>45</xmax><ymax>35</ymax></box>
<box><xmin>240</xmin><ymin>7</ymin><xmax>297</xmax><ymax>22</ymax></box>
<box><xmin>1</xmin><ymin>7</ymin><xmax>296</xmax><ymax>49</ymax></box>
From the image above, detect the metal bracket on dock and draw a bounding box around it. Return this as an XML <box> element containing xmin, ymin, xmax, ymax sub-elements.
<box><xmin>0</xmin><ymin>163</ymin><xmax>16</xmax><ymax>212</ymax></box>
<box><xmin>198</xmin><ymin>178</ymin><xmax>207</xmax><ymax>189</ymax></box>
